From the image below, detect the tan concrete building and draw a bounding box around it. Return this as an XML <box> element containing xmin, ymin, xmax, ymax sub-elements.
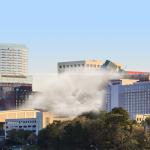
<box><xmin>1</xmin><ymin>109</ymin><xmax>54</xmax><ymax>137</ymax></box>
<box><xmin>0</xmin><ymin>109</ymin><xmax>53</xmax><ymax>128</ymax></box>
<box><xmin>0</xmin><ymin>109</ymin><xmax>75</xmax><ymax>137</ymax></box>
<box><xmin>0</xmin><ymin>44</ymin><xmax>28</xmax><ymax>77</ymax></box>
<box><xmin>57</xmin><ymin>60</ymin><xmax>103</xmax><ymax>73</ymax></box>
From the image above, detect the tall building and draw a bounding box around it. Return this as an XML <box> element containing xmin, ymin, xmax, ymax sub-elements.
<box><xmin>0</xmin><ymin>44</ymin><xmax>32</xmax><ymax>110</ymax></box>
<box><xmin>0</xmin><ymin>44</ymin><xmax>28</xmax><ymax>76</ymax></box>
<box><xmin>57</xmin><ymin>60</ymin><xmax>103</xmax><ymax>73</ymax></box>
<box><xmin>106</xmin><ymin>79</ymin><xmax>150</xmax><ymax>119</ymax></box>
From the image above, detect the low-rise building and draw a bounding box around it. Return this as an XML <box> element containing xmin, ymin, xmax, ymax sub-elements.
<box><xmin>0</xmin><ymin>109</ymin><xmax>53</xmax><ymax>138</ymax></box>
<box><xmin>5</xmin><ymin>118</ymin><xmax>38</xmax><ymax>137</ymax></box>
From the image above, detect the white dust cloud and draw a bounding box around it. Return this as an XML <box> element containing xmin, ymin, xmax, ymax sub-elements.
<box><xmin>23</xmin><ymin>70</ymin><xmax>120</xmax><ymax>116</ymax></box>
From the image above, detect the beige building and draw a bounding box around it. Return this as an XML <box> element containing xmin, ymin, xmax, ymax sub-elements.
<box><xmin>0</xmin><ymin>109</ymin><xmax>53</xmax><ymax>128</ymax></box>
<box><xmin>57</xmin><ymin>60</ymin><xmax>103</xmax><ymax>73</ymax></box>
<box><xmin>121</xmin><ymin>79</ymin><xmax>138</xmax><ymax>85</ymax></box>
<box><xmin>0</xmin><ymin>109</ymin><xmax>74</xmax><ymax>137</ymax></box>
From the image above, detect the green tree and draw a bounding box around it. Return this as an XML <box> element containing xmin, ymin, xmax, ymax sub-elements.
<box><xmin>103</xmin><ymin>107</ymin><xmax>136</xmax><ymax>149</ymax></box>
<box><xmin>37</xmin><ymin>107</ymin><xmax>146</xmax><ymax>150</ymax></box>
<box><xmin>6</xmin><ymin>129</ymin><xmax>34</xmax><ymax>146</ymax></box>
<box><xmin>38</xmin><ymin>121</ymin><xmax>61</xmax><ymax>150</ymax></box>
<box><xmin>27</xmin><ymin>133</ymin><xmax>37</xmax><ymax>145</ymax></box>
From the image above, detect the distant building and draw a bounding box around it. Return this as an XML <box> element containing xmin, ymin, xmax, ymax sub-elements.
<box><xmin>57</xmin><ymin>60</ymin><xmax>103</xmax><ymax>73</ymax></box>
<box><xmin>2</xmin><ymin>109</ymin><xmax>73</xmax><ymax>138</ymax></box>
<box><xmin>0</xmin><ymin>109</ymin><xmax>53</xmax><ymax>137</ymax></box>
<box><xmin>101</xmin><ymin>60</ymin><xmax>123</xmax><ymax>72</ymax></box>
<box><xmin>0</xmin><ymin>109</ymin><xmax>53</xmax><ymax>126</ymax></box>
<box><xmin>106</xmin><ymin>79</ymin><xmax>150</xmax><ymax>119</ymax></box>
<box><xmin>5</xmin><ymin>118</ymin><xmax>38</xmax><ymax>137</ymax></box>
<box><xmin>15</xmin><ymin>85</ymin><xmax>32</xmax><ymax>108</ymax></box>
<box><xmin>0</xmin><ymin>44</ymin><xmax>32</xmax><ymax>110</ymax></box>
<box><xmin>57</xmin><ymin>59</ymin><xmax>126</xmax><ymax>73</ymax></box>
<box><xmin>0</xmin><ymin>83</ymin><xmax>32</xmax><ymax>110</ymax></box>
<box><xmin>0</xmin><ymin>44</ymin><xmax>28</xmax><ymax>77</ymax></box>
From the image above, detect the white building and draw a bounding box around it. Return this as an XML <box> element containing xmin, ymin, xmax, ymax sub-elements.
<box><xmin>0</xmin><ymin>44</ymin><xmax>28</xmax><ymax>77</ymax></box>
<box><xmin>5</xmin><ymin>118</ymin><xmax>38</xmax><ymax>137</ymax></box>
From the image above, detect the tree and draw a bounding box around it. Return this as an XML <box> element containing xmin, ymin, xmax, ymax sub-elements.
<box><xmin>37</xmin><ymin>107</ymin><xmax>147</xmax><ymax>150</ymax></box>
<box><xmin>103</xmin><ymin>108</ymin><xmax>136</xmax><ymax>149</ymax></box>
<box><xmin>111</xmin><ymin>107</ymin><xmax>129</xmax><ymax>121</ymax></box>
<box><xmin>27</xmin><ymin>133</ymin><xmax>37</xmax><ymax>145</ymax></box>
<box><xmin>6</xmin><ymin>129</ymin><xmax>34</xmax><ymax>146</ymax></box>
<box><xmin>38</xmin><ymin>121</ymin><xmax>61</xmax><ymax>150</ymax></box>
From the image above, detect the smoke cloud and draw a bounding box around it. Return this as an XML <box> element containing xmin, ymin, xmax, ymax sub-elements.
<box><xmin>23</xmin><ymin>70</ymin><xmax>119</xmax><ymax>116</ymax></box>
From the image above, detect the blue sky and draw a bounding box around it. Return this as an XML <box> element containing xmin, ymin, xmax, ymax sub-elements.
<box><xmin>0</xmin><ymin>0</ymin><xmax>150</xmax><ymax>73</ymax></box>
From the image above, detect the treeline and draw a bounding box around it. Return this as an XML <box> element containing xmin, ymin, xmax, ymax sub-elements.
<box><xmin>5</xmin><ymin>107</ymin><xmax>150</xmax><ymax>150</ymax></box>
<box><xmin>38</xmin><ymin>108</ymin><xmax>150</xmax><ymax>150</ymax></box>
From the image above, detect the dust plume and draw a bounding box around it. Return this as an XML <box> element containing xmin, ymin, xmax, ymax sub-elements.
<box><xmin>23</xmin><ymin>70</ymin><xmax>120</xmax><ymax>116</ymax></box>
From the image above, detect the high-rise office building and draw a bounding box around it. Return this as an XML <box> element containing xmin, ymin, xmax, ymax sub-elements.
<box><xmin>0</xmin><ymin>44</ymin><xmax>28</xmax><ymax>76</ymax></box>
<box><xmin>106</xmin><ymin>79</ymin><xmax>150</xmax><ymax>119</ymax></box>
<box><xmin>0</xmin><ymin>44</ymin><xmax>32</xmax><ymax>110</ymax></box>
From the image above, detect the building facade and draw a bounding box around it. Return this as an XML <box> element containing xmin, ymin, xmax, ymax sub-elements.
<box><xmin>0</xmin><ymin>109</ymin><xmax>53</xmax><ymax>137</ymax></box>
<box><xmin>0</xmin><ymin>83</ymin><xmax>32</xmax><ymax>110</ymax></box>
<box><xmin>0</xmin><ymin>44</ymin><xmax>32</xmax><ymax>110</ymax></box>
<box><xmin>5</xmin><ymin>118</ymin><xmax>38</xmax><ymax>137</ymax></box>
<box><xmin>14</xmin><ymin>85</ymin><xmax>32</xmax><ymax>108</ymax></box>
<box><xmin>0</xmin><ymin>109</ymin><xmax>53</xmax><ymax>127</ymax></box>
<box><xmin>57</xmin><ymin>60</ymin><xmax>103</xmax><ymax>73</ymax></box>
<box><xmin>0</xmin><ymin>44</ymin><xmax>28</xmax><ymax>76</ymax></box>
<box><xmin>106</xmin><ymin>80</ymin><xmax>150</xmax><ymax>119</ymax></box>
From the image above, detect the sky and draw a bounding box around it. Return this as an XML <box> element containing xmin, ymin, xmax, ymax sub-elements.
<box><xmin>0</xmin><ymin>0</ymin><xmax>150</xmax><ymax>73</ymax></box>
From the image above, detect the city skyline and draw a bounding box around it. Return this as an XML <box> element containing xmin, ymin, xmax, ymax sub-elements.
<box><xmin>0</xmin><ymin>0</ymin><xmax>150</xmax><ymax>73</ymax></box>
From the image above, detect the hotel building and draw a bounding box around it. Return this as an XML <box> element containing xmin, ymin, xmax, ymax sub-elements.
<box><xmin>106</xmin><ymin>78</ymin><xmax>150</xmax><ymax>119</ymax></box>
<box><xmin>57</xmin><ymin>60</ymin><xmax>103</xmax><ymax>73</ymax></box>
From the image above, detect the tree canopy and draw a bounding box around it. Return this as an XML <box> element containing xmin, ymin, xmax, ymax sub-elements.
<box><xmin>38</xmin><ymin>107</ymin><xmax>150</xmax><ymax>150</ymax></box>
